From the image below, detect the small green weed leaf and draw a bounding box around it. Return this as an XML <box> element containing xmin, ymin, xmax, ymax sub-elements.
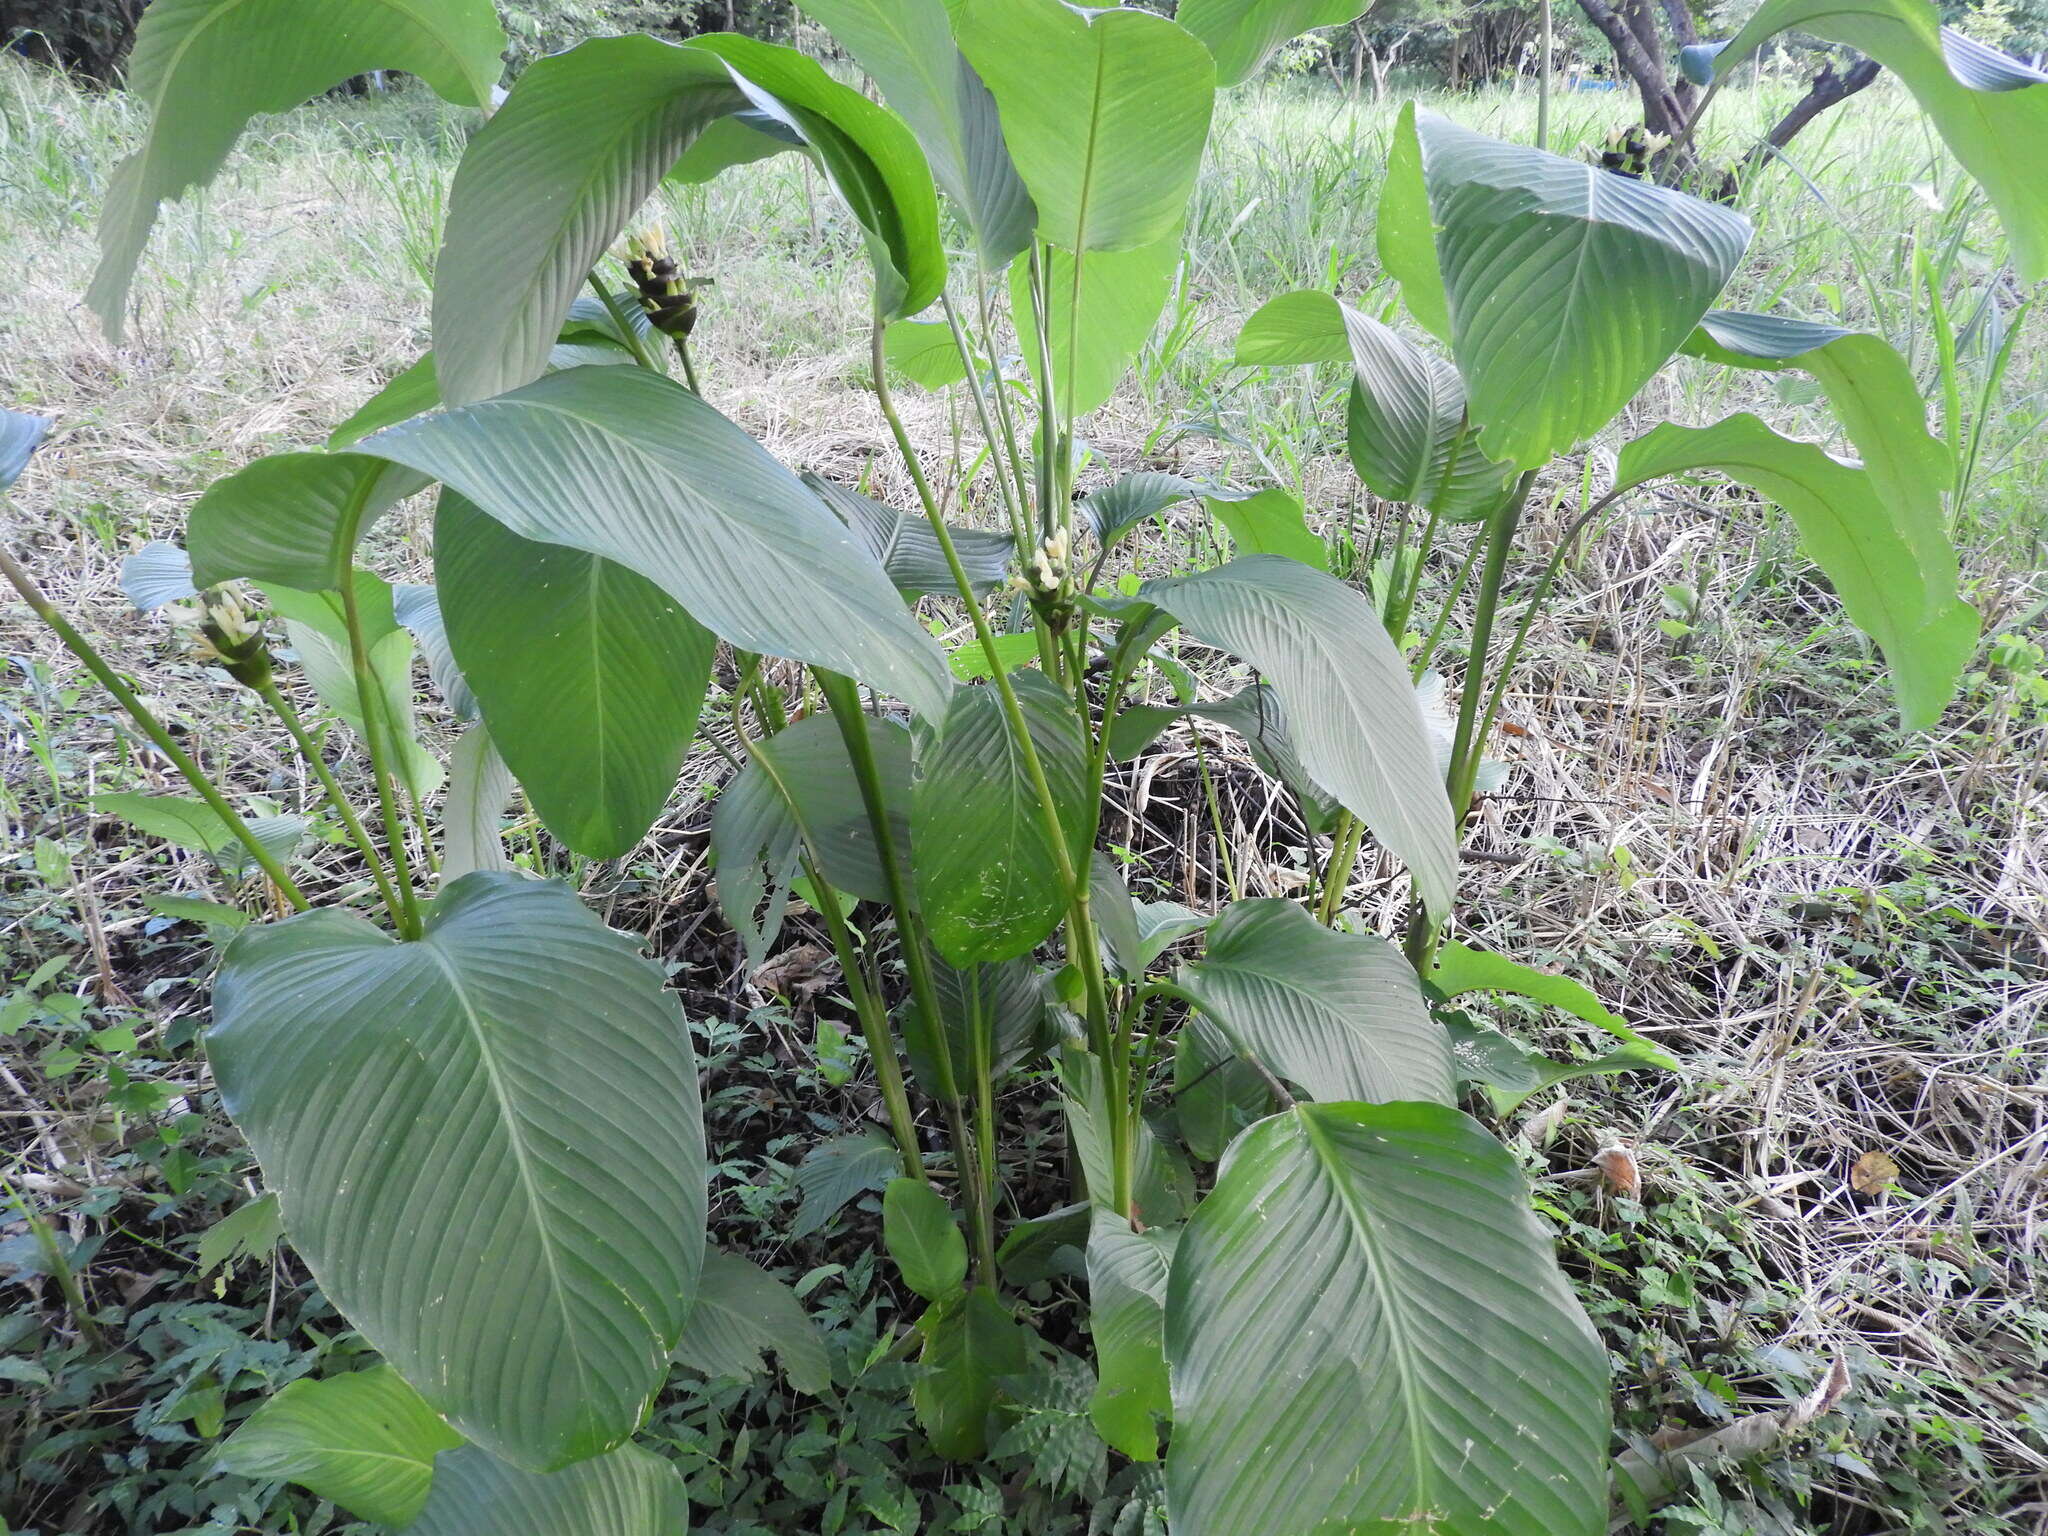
<box><xmin>412</xmin><ymin>1442</ymin><xmax>689</xmax><ymax>1536</ymax></box>
<box><xmin>884</xmin><ymin>1178</ymin><xmax>968</xmax><ymax>1303</ymax></box>
<box><xmin>1614</xmin><ymin>413</ymin><xmax>1977</xmax><ymax>729</ymax></box>
<box><xmin>949</xmin><ymin>630</ymin><xmax>1038</xmax><ymax>680</ymax></box>
<box><xmin>913</xmin><ymin>670</ymin><xmax>1089</xmax><ymax>965</ymax></box>
<box><xmin>674</xmin><ymin>1249</ymin><xmax>832</xmax><ymax>1395</ymax></box>
<box><xmin>1178</xmin><ymin>0</ymin><xmax>1371</xmax><ymax>87</ymax></box>
<box><xmin>1166</xmin><ymin>1102</ymin><xmax>1610</xmax><ymax>1536</ymax></box>
<box><xmin>216</xmin><ymin>1366</ymin><xmax>460</xmax><ymax>1528</ymax></box>
<box><xmin>195</xmin><ymin>1191</ymin><xmax>281</xmax><ymax>1275</ymax></box>
<box><xmin>1691</xmin><ymin>5</ymin><xmax>2048</xmax><ymax>282</ymax></box>
<box><xmin>1387</xmin><ymin>108</ymin><xmax>1751</xmax><ymax>468</ymax></box>
<box><xmin>794</xmin><ymin>0</ymin><xmax>1036</xmax><ymax>266</ymax></box>
<box><xmin>86</xmin><ymin>0</ymin><xmax>504</xmax><ymax>342</ymax></box>
<box><xmin>144</xmin><ymin>894</ymin><xmax>251</xmax><ymax>932</ymax></box>
<box><xmin>1138</xmin><ymin>557</ymin><xmax>1456</xmax><ymax>915</ymax></box>
<box><xmin>1086</xmin><ymin>1207</ymin><xmax>1176</xmax><ymax>1461</ymax></box>
<box><xmin>436</xmin><ymin>491</ymin><xmax>714</xmax><ymax>859</ymax></box>
<box><xmin>791</xmin><ymin>1130</ymin><xmax>900</xmax><ymax>1240</ymax></box>
<box><xmin>914</xmin><ymin>1287</ymin><xmax>1031</xmax><ymax>1460</ymax></box>
<box><xmin>208</xmin><ymin>873</ymin><xmax>706</xmax><ymax>1472</ymax></box>
<box><xmin>805</xmin><ymin>472</ymin><xmax>1013</xmax><ymax>597</ymax></box>
<box><xmin>1178</xmin><ymin>898</ymin><xmax>1452</xmax><ymax>1105</ymax></box>
<box><xmin>958</xmin><ymin>0</ymin><xmax>1214</xmax><ymax>253</ymax></box>
<box><xmin>365</xmin><ymin>367</ymin><xmax>953</xmax><ymax>719</ymax></box>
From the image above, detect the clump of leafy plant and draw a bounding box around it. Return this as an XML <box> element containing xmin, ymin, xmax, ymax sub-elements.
<box><xmin>2</xmin><ymin>0</ymin><xmax>2042</xmax><ymax>1531</ymax></box>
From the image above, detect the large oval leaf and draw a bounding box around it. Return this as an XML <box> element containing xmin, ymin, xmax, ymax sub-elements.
<box><xmin>1381</xmin><ymin>108</ymin><xmax>1751</xmax><ymax>469</ymax></box>
<box><xmin>216</xmin><ymin>1367</ymin><xmax>461</xmax><ymax>1528</ymax></box>
<box><xmin>186</xmin><ymin>452</ymin><xmax>425</xmax><ymax>593</ymax></box>
<box><xmin>1137</xmin><ymin>557</ymin><xmax>1456</xmax><ymax>916</ymax></box>
<box><xmin>956</xmin><ymin>0</ymin><xmax>1215</xmax><ymax>254</ymax></box>
<box><xmin>363</xmin><ymin>366</ymin><xmax>952</xmax><ymax>719</ymax></box>
<box><xmin>1176</xmin><ymin>898</ymin><xmax>1452</xmax><ymax>1104</ymax></box>
<box><xmin>432</xmin><ymin>33</ymin><xmax>941</xmax><ymax>406</ymax></box>
<box><xmin>412</xmin><ymin>1443</ymin><xmax>690</xmax><ymax>1536</ymax></box>
<box><xmin>794</xmin><ymin>0</ymin><xmax>1035</xmax><ymax>265</ymax></box>
<box><xmin>87</xmin><ymin>0</ymin><xmax>504</xmax><ymax>342</ymax></box>
<box><xmin>1178</xmin><ymin>0</ymin><xmax>1370</xmax><ymax>86</ymax></box>
<box><xmin>1693</xmin><ymin>4</ymin><xmax>2048</xmax><ymax>283</ymax></box>
<box><xmin>1166</xmin><ymin>1102</ymin><xmax>1610</xmax><ymax>1536</ymax></box>
<box><xmin>1010</xmin><ymin>227</ymin><xmax>1184</xmax><ymax>419</ymax></box>
<box><xmin>804</xmin><ymin>472</ymin><xmax>1014</xmax><ymax>597</ymax></box>
<box><xmin>673</xmin><ymin>1248</ymin><xmax>832</xmax><ymax>1395</ymax></box>
<box><xmin>1086</xmin><ymin>1207</ymin><xmax>1175</xmax><ymax>1461</ymax></box>
<box><xmin>912</xmin><ymin>670</ymin><xmax>1089</xmax><ymax>965</ymax></box>
<box><xmin>436</xmin><ymin>491</ymin><xmax>714</xmax><ymax>859</ymax></box>
<box><xmin>1614</xmin><ymin>413</ymin><xmax>1976</xmax><ymax>729</ymax></box>
<box><xmin>207</xmin><ymin>873</ymin><xmax>706</xmax><ymax>1471</ymax></box>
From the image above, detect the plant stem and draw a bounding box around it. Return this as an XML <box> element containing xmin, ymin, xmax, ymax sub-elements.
<box><xmin>1445</xmin><ymin>469</ymin><xmax>1538</xmax><ymax>820</ymax></box>
<box><xmin>1316</xmin><ymin>812</ymin><xmax>1366</xmax><ymax>926</ymax></box>
<box><xmin>257</xmin><ymin>679</ymin><xmax>405</xmax><ymax>925</ymax></box>
<box><xmin>2</xmin><ymin>1167</ymin><xmax>103</xmax><ymax>1349</ymax></box>
<box><xmin>976</xmin><ymin>275</ymin><xmax>1038</xmax><ymax>541</ymax></box>
<box><xmin>1536</xmin><ymin>0</ymin><xmax>1553</xmax><ymax>151</ymax></box>
<box><xmin>588</xmin><ymin>273</ymin><xmax>662</xmax><ymax>373</ymax></box>
<box><xmin>0</xmin><ymin>540</ymin><xmax>310</xmax><ymax>911</ymax></box>
<box><xmin>940</xmin><ymin>291</ymin><xmax>1031</xmax><ymax>554</ymax></box>
<box><xmin>338</xmin><ymin>573</ymin><xmax>423</xmax><ymax>939</ymax></box>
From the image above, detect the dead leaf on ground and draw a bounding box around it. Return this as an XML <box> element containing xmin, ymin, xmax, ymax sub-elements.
<box><xmin>1850</xmin><ymin>1149</ymin><xmax>1900</xmax><ymax>1195</ymax></box>
<box><xmin>1593</xmin><ymin>1143</ymin><xmax>1641</xmax><ymax>1200</ymax></box>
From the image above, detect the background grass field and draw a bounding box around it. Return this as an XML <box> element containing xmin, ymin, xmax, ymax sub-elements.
<box><xmin>2</xmin><ymin>52</ymin><xmax>2045</xmax><ymax>1534</ymax></box>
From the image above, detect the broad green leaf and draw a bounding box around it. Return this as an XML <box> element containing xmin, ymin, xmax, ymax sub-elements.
<box><xmin>1388</xmin><ymin>109</ymin><xmax>1751</xmax><ymax>468</ymax></box>
<box><xmin>1377</xmin><ymin>103</ymin><xmax>1450</xmax><ymax>343</ymax></box>
<box><xmin>412</xmin><ymin>1443</ymin><xmax>689</xmax><ymax>1536</ymax></box>
<box><xmin>1236</xmin><ymin>290</ymin><xmax>1511</xmax><ymax>518</ymax></box>
<box><xmin>1</xmin><ymin>407</ymin><xmax>51</xmax><ymax>490</ymax></box>
<box><xmin>709</xmin><ymin>713</ymin><xmax>912</xmax><ymax>966</ymax></box>
<box><xmin>997</xmin><ymin>1203</ymin><xmax>1092</xmax><ymax>1287</ymax></box>
<box><xmin>1430</xmin><ymin>941</ymin><xmax>1665</xmax><ymax>1052</ymax></box>
<box><xmin>436</xmin><ymin>491</ymin><xmax>714</xmax><ymax>859</ymax></box>
<box><xmin>1138</xmin><ymin>557</ymin><xmax>1457</xmax><ymax>915</ymax></box>
<box><xmin>912</xmin><ymin>670</ymin><xmax>1088</xmax><ymax>964</ymax></box>
<box><xmin>1173</xmin><ymin>1016</ymin><xmax>1268</xmax><ymax>1162</ymax></box>
<box><xmin>795</xmin><ymin>0</ymin><xmax>1036</xmax><ymax>265</ymax></box>
<box><xmin>1086</xmin><ymin>1207</ymin><xmax>1175</xmax><ymax>1461</ymax></box>
<box><xmin>907</xmin><ymin>957</ymin><xmax>1053</xmax><ymax>1100</ymax></box>
<box><xmin>914</xmin><ymin>1287</ymin><xmax>1031</xmax><ymax>1460</ymax></box>
<box><xmin>328</xmin><ymin>334</ymin><xmax>640</xmax><ymax>451</ymax></box>
<box><xmin>885</xmin><ymin>1177</ymin><xmax>968</xmax><ymax>1303</ymax></box>
<box><xmin>957</xmin><ymin>0</ymin><xmax>1215</xmax><ymax>253</ymax></box>
<box><xmin>1444</xmin><ymin>1013</ymin><xmax>1673</xmax><ymax>1114</ymax></box>
<box><xmin>1177</xmin><ymin>898</ymin><xmax>1452</xmax><ymax>1104</ymax></box>
<box><xmin>391</xmin><ymin>582</ymin><xmax>474</xmax><ymax>720</ymax></box>
<box><xmin>1166</xmin><ymin>1102</ymin><xmax>1611</xmax><ymax>1536</ymax></box>
<box><xmin>1178</xmin><ymin>0</ymin><xmax>1369</xmax><ymax>86</ymax></box>
<box><xmin>94</xmin><ymin>792</ymin><xmax>242</xmax><ymax>854</ymax></box>
<box><xmin>364</xmin><ymin>367</ymin><xmax>953</xmax><ymax>719</ymax></box>
<box><xmin>187</xmin><ymin>453</ymin><xmax>423</xmax><ymax>593</ymax></box>
<box><xmin>804</xmin><ymin>472</ymin><xmax>1013</xmax><ymax>597</ymax></box>
<box><xmin>1110</xmin><ymin>683</ymin><xmax>1341</xmax><ymax>836</ymax></box>
<box><xmin>144</xmin><ymin>893</ymin><xmax>251</xmax><ymax>932</ymax></box>
<box><xmin>883</xmin><ymin>319</ymin><xmax>970</xmax><ymax>390</ymax></box>
<box><xmin>441</xmin><ymin>723</ymin><xmax>513</xmax><ymax>881</ymax></box>
<box><xmin>1614</xmin><ymin>414</ymin><xmax>1977</xmax><ymax>728</ymax></box>
<box><xmin>120</xmin><ymin>541</ymin><xmax>197</xmax><ymax>612</ymax></box>
<box><xmin>674</xmin><ymin>1249</ymin><xmax>832</xmax><ymax>1395</ymax></box>
<box><xmin>216</xmin><ymin>1367</ymin><xmax>460</xmax><ymax>1528</ymax></box>
<box><xmin>1204</xmin><ymin>488</ymin><xmax>1323</xmax><ymax>568</ymax></box>
<box><xmin>1060</xmin><ymin>1047</ymin><xmax>1195</xmax><ymax>1224</ymax></box>
<box><xmin>195</xmin><ymin>1191</ymin><xmax>281</xmax><ymax>1275</ymax></box>
<box><xmin>1696</xmin><ymin>6</ymin><xmax>2048</xmax><ymax>282</ymax></box>
<box><xmin>271</xmin><ymin>573</ymin><xmax>443</xmax><ymax>801</ymax></box>
<box><xmin>432</xmin><ymin>33</ymin><xmax>941</xmax><ymax>405</ymax></box>
<box><xmin>1088</xmin><ymin>854</ymin><xmax>1209</xmax><ymax>980</ymax></box>
<box><xmin>208</xmin><ymin>873</ymin><xmax>706</xmax><ymax>1471</ymax></box>
<box><xmin>1080</xmin><ymin>471</ymin><xmax>1206</xmax><ymax>552</ymax></box>
<box><xmin>950</xmin><ymin>630</ymin><xmax>1039</xmax><ymax>680</ymax></box>
<box><xmin>1684</xmin><ymin>325</ymin><xmax>1958</xmax><ymax>621</ymax></box>
<box><xmin>1010</xmin><ymin>228</ymin><xmax>1184</xmax><ymax>418</ymax></box>
<box><xmin>86</xmin><ymin>0</ymin><xmax>504</xmax><ymax>342</ymax></box>
<box><xmin>666</xmin><ymin>110</ymin><xmax>802</xmax><ymax>185</ymax></box>
<box><xmin>791</xmin><ymin>1129</ymin><xmax>900</xmax><ymax>1240</ymax></box>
